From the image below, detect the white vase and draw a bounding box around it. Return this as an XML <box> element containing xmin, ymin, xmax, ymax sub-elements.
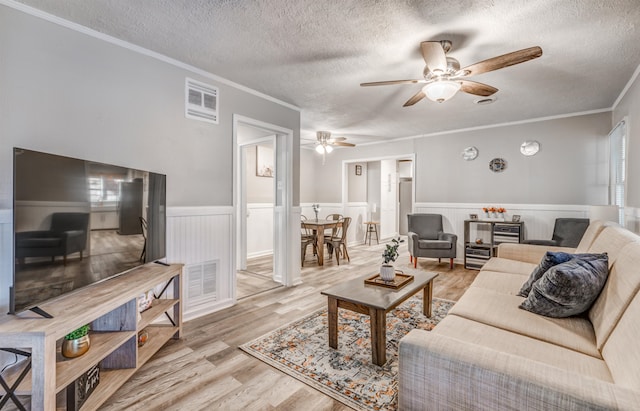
<box><xmin>380</xmin><ymin>264</ymin><xmax>395</xmax><ymax>281</ymax></box>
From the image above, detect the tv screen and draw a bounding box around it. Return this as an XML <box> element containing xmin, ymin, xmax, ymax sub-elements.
<box><xmin>12</xmin><ymin>148</ymin><xmax>166</xmax><ymax>314</ymax></box>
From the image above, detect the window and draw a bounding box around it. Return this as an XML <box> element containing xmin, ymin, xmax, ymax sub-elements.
<box><xmin>609</xmin><ymin>119</ymin><xmax>627</xmax><ymax>224</ymax></box>
<box><xmin>89</xmin><ymin>175</ymin><xmax>122</xmax><ymax>204</ymax></box>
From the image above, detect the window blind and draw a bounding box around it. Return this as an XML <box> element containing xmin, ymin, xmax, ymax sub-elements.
<box><xmin>609</xmin><ymin>120</ymin><xmax>627</xmax><ymax>223</ymax></box>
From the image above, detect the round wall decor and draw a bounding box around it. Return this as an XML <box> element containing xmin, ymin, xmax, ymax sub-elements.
<box><xmin>461</xmin><ymin>146</ymin><xmax>479</xmax><ymax>161</ymax></box>
<box><xmin>520</xmin><ymin>140</ymin><xmax>540</xmax><ymax>156</ymax></box>
<box><xmin>489</xmin><ymin>157</ymin><xmax>507</xmax><ymax>173</ymax></box>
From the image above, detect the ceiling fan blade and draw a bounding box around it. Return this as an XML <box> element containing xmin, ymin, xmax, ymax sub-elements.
<box><xmin>461</xmin><ymin>46</ymin><xmax>542</xmax><ymax>77</ymax></box>
<box><xmin>328</xmin><ymin>137</ymin><xmax>347</xmax><ymax>142</ymax></box>
<box><xmin>459</xmin><ymin>80</ymin><xmax>498</xmax><ymax>96</ymax></box>
<box><xmin>331</xmin><ymin>142</ymin><xmax>355</xmax><ymax>147</ymax></box>
<box><xmin>361</xmin><ymin>79</ymin><xmax>426</xmax><ymax>87</ymax></box>
<box><xmin>403</xmin><ymin>90</ymin><xmax>426</xmax><ymax>107</ymax></box>
<box><xmin>421</xmin><ymin>41</ymin><xmax>447</xmax><ymax>73</ymax></box>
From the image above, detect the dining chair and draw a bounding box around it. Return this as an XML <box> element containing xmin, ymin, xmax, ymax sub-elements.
<box><xmin>301</xmin><ymin>218</ymin><xmax>317</xmax><ymax>266</ymax></box>
<box><xmin>139</xmin><ymin>216</ymin><xmax>148</xmax><ymax>262</ymax></box>
<box><xmin>324</xmin><ymin>217</ymin><xmax>351</xmax><ymax>265</ymax></box>
<box><xmin>324</xmin><ymin>213</ymin><xmax>343</xmax><ymax>237</ymax></box>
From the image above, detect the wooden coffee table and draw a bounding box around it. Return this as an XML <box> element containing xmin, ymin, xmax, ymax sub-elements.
<box><xmin>321</xmin><ymin>269</ymin><xmax>438</xmax><ymax>366</ymax></box>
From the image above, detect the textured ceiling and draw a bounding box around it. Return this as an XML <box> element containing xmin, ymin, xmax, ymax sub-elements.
<box><xmin>15</xmin><ymin>0</ymin><xmax>640</xmax><ymax>146</ymax></box>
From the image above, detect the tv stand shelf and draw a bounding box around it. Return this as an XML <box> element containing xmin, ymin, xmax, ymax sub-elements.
<box><xmin>0</xmin><ymin>263</ymin><xmax>182</xmax><ymax>411</ymax></box>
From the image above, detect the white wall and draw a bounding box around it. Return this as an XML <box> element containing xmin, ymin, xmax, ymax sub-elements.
<box><xmin>299</xmin><ymin>148</ymin><xmax>318</xmax><ymax>203</ymax></box>
<box><xmin>245</xmin><ymin>144</ymin><xmax>275</xmax><ymax>203</ymax></box>
<box><xmin>312</xmin><ymin>113</ymin><xmax>610</xmax><ymax>205</ymax></box>
<box><xmin>367</xmin><ymin>161</ymin><xmax>381</xmax><ymax>222</ymax></box>
<box><xmin>0</xmin><ymin>5</ymin><xmax>300</xmax><ymax>209</ymax></box>
<box><xmin>347</xmin><ymin>162</ymin><xmax>367</xmax><ymax>202</ymax></box>
<box><xmin>0</xmin><ymin>5</ymin><xmax>300</xmax><ymax>316</ymax></box>
<box><xmin>413</xmin><ymin>113</ymin><xmax>610</xmax><ymax>205</ymax></box>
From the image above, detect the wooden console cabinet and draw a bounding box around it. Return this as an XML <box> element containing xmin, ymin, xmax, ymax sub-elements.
<box><xmin>0</xmin><ymin>263</ymin><xmax>182</xmax><ymax>410</ymax></box>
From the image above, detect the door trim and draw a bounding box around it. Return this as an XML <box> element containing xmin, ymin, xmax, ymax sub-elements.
<box><xmin>233</xmin><ymin>115</ymin><xmax>297</xmax><ymax>303</ymax></box>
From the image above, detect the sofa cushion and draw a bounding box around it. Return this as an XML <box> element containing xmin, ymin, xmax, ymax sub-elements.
<box><xmin>574</xmin><ymin>220</ymin><xmax>608</xmax><ymax>253</ymax></box>
<box><xmin>520</xmin><ymin>254</ymin><xmax>609</xmax><ymax>318</ymax></box>
<box><xmin>434</xmin><ymin>315</ymin><xmax>613</xmax><ymax>382</ymax></box>
<box><xmin>480</xmin><ymin>257</ymin><xmax>536</xmax><ymax>276</ymax></box>
<box><xmin>590</xmin><ymin>242</ymin><xmax>640</xmax><ymax>350</ymax></box>
<box><xmin>585</xmin><ymin>225</ymin><xmax>639</xmax><ymax>268</ymax></box>
<box><xmin>417</xmin><ymin>239</ymin><xmax>451</xmax><ymax>250</ymax></box>
<box><xmin>471</xmin><ymin>270</ymin><xmax>528</xmax><ymax>295</ymax></box>
<box><xmin>448</xmin><ymin>287</ymin><xmax>600</xmax><ymax>357</ymax></box>
<box><xmin>602</xmin><ymin>290</ymin><xmax>640</xmax><ymax>390</ymax></box>
<box><xmin>16</xmin><ymin>237</ymin><xmax>62</xmax><ymax>248</ymax></box>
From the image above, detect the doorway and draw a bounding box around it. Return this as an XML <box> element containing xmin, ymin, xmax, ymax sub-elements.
<box><xmin>237</xmin><ymin>137</ymin><xmax>280</xmax><ymax>299</ymax></box>
<box><xmin>233</xmin><ymin>115</ymin><xmax>298</xmax><ymax>301</ymax></box>
<box><xmin>342</xmin><ymin>154</ymin><xmax>415</xmax><ymax>243</ymax></box>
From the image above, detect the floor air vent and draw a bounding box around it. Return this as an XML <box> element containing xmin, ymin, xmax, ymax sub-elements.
<box><xmin>185</xmin><ymin>78</ymin><xmax>218</xmax><ymax>124</ymax></box>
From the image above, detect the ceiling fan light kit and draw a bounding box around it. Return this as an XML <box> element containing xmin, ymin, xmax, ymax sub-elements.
<box><xmin>423</xmin><ymin>80</ymin><xmax>461</xmax><ymax>103</ymax></box>
<box><xmin>361</xmin><ymin>40</ymin><xmax>542</xmax><ymax>107</ymax></box>
<box><xmin>314</xmin><ymin>130</ymin><xmax>354</xmax><ymax>162</ymax></box>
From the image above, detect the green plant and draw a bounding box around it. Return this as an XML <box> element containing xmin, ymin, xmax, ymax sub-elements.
<box><xmin>65</xmin><ymin>324</ymin><xmax>90</xmax><ymax>340</ymax></box>
<box><xmin>382</xmin><ymin>237</ymin><xmax>404</xmax><ymax>264</ymax></box>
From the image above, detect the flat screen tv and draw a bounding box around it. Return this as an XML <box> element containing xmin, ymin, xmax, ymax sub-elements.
<box><xmin>11</xmin><ymin>148</ymin><xmax>166</xmax><ymax>315</ymax></box>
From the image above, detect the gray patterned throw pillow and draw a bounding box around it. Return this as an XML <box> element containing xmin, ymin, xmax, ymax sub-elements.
<box><xmin>519</xmin><ymin>253</ymin><xmax>609</xmax><ymax>318</ymax></box>
<box><xmin>517</xmin><ymin>251</ymin><xmax>574</xmax><ymax>297</ymax></box>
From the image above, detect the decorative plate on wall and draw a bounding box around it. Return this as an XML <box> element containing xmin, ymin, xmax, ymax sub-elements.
<box><xmin>489</xmin><ymin>158</ymin><xmax>507</xmax><ymax>172</ymax></box>
<box><xmin>520</xmin><ymin>140</ymin><xmax>540</xmax><ymax>156</ymax></box>
<box><xmin>461</xmin><ymin>146</ymin><xmax>479</xmax><ymax>161</ymax></box>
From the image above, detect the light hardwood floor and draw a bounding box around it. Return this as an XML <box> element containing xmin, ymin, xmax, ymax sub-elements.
<box><xmin>98</xmin><ymin>241</ymin><xmax>477</xmax><ymax>410</ymax></box>
<box><xmin>237</xmin><ymin>255</ymin><xmax>283</xmax><ymax>300</ymax></box>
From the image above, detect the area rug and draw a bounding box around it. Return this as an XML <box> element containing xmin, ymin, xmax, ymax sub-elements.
<box><xmin>240</xmin><ymin>296</ymin><xmax>454</xmax><ymax>410</ymax></box>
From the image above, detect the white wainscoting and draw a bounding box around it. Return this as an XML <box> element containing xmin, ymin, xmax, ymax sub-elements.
<box><xmin>166</xmin><ymin>206</ymin><xmax>234</xmax><ymax>321</ymax></box>
<box><xmin>246</xmin><ymin>203</ymin><xmax>274</xmax><ymax>258</ymax></box>
<box><xmin>345</xmin><ymin>203</ymin><xmax>368</xmax><ymax>245</ymax></box>
<box><xmin>414</xmin><ymin>203</ymin><xmax>589</xmax><ymax>263</ymax></box>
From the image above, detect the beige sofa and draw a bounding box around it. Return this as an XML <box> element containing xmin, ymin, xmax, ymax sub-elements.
<box><xmin>399</xmin><ymin>221</ymin><xmax>640</xmax><ymax>410</ymax></box>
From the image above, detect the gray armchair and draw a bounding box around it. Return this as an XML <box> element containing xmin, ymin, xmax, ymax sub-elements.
<box><xmin>522</xmin><ymin>217</ymin><xmax>589</xmax><ymax>248</ymax></box>
<box><xmin>15</xmin><ymin>212</ymin><xmax>90</xmax><ymax>265</ymax></box>
<box><xmin>407</xmin><ymin>213</ymin><xmax>457</xmax><ymax>269</ymax></box>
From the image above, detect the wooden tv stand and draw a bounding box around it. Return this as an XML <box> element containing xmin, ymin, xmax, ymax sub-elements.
<box><xmin>0</xmin><ymin>263</ymin><xmax>182</xmax><ymax>411</ymax></box>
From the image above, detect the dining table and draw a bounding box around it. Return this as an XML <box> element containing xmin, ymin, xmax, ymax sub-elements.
<box><xmin>301</xmin><ymin>219</ymin><xmax>341</xmax><ymax>266</ymax></box>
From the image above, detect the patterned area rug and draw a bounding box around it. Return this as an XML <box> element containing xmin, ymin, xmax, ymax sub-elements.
<box><xmin>240</xmin><ymin>295</ymin><xmax>454</xmax><ymax>410</ymax></box>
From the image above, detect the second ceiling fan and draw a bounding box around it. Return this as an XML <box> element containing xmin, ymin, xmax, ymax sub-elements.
<box><xmin>361</xmin><ymin>40</ymin><xmax>542</xmax><ymax>106</ymax></box>
<box><xmin>315</xmin><ymin>131</ymin><xmax>355</xmax><ymax>154</ymax></box>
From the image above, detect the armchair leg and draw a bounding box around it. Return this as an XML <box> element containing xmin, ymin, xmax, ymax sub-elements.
<box><xmin>410</xmin><ymin>255</ymin><xmax>413</xmax><ymax>263</ymax></box>
<box><xmin>438</xmin><ymin>258</ymin><xmax>441</xmax><ymax>263</ymax></box>
<box><xmin>414</xmin><ymin>257</ymin><xmax>417</xmax><ymax>268</ymax></box>
<box><xmin>450</xmin><ymin>258</ymin><xmax>454</xmax><ymax>269</ymax></box>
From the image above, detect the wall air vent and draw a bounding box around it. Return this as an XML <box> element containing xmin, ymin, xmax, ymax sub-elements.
<box><xmin>185</xmin><ymin>260</ymin><xmax>218</xmax><ymax>304</ymax></box>
<box><xmin>185</xmin><ymin>78</ymin><xmax>218</xmax><ymax>124</ymax></box>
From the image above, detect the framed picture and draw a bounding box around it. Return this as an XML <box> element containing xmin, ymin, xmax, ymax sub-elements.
<box><xmin>256</xmin><ymin>145</ymin><xmax>274</xmax><ymax>177</ymax></box>
<box><xmin>355</xmin><ymin>165</ymin><xmax>362</xmax><ymax>176</ymax></box>
<box><xmin>469</xmin><ymin>213</ymin><xmax>478</xmax><ymax>220</ymax></box>
<box><xmin>512</xmin><ymin>215</ymin><xmax>521</xmax><ymax>222</ymax></box>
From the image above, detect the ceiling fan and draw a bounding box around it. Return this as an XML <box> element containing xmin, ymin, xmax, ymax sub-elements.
<box><xmin>360</xmin><ymin>40</ymin><xmax>542</xmax><ymax>106</ymax></box>
<box><xmin>315</xmin><ymin>131</ymin><xmax>355</xmax><ymax>154</ymax></box>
